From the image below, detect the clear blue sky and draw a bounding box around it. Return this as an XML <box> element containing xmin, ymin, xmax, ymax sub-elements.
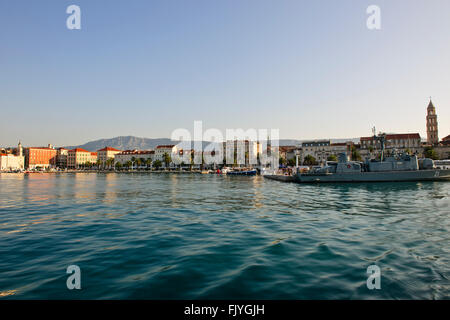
<box><xmin>1</xmin><ymin>0</ymin><xmax>449</xmax><ymax>147</ymax></box>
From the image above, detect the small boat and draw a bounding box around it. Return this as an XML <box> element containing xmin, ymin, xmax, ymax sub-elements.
<box><xmin>227</xmin><ymin>169</ymin><xmax>257</xmax><ymax>176</ymax></box>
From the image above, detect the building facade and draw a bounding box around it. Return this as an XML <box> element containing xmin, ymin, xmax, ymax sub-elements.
<box><xmin>426</xmin><ymin>100</ymin><xmax>439</xmax><ymax>145</ymax></box>
<box><xmin>154</xmin><ymin>145</ymin><xmax>179</xmax><ymax>166</ymax></box>
<box><xmin>67</xmin><ymin>148</ymin><xmax>96</xmax><ymax>168</ymax></box>
<box><xmin>300</xmin><ymin>140</ymin><xmax>353</xmax><ymax>164</ymax></box>
<box><xmin>441</xmin><ymin>135</ymin><xmax>450</xmax><ymax>146</ymax></box>
<box><xmin>97</xmin><ymin>147</ymin><xmax>121</xmax><ymax>164</ymax></box>
<box><xmin>360</xmin><ymin>133</ymin><xmax>421</xmax><ymax>154</ymax></box>
<box><xmin>114</xmin><ymin>150</ymin><xmax>154</xmax><ymax>166</ymax></box>
<box><xmin>0</xmin><ymin>143</ymin><xmax>25</xmax><ymax>171</ymax></box>
<box><xmin>24</xmin><ymin>145</ymin><xmax>57</xmax><ymax>169</ymax></box>
<box><xmin>56</xmin><ymin>148</ymin><xmax>69</xmax><ymax>168</ymax></box>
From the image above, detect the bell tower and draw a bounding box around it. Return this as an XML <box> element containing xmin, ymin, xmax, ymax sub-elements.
<box><xmin>17</xmin><ymin>141</ymin><xmax>23</xmax><ymax>157</ymax></box>
<box><xmin>426</xmin><ymin>99</ymin><xmax>438</xmax><ymax>145</ymax></box>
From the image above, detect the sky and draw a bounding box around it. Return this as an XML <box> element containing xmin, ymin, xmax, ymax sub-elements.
<box><xmin>1</xmin><ymin>0</ymin><xmax>449</xmax><ymax>147</ymax></box>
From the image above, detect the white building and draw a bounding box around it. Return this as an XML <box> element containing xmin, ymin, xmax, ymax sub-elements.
<box><xmin>300</xmin><ymin>140</ymin><xmax>352</xmax><ymax>164</ymax></box>
<box><xmin>114</xmin><ymin>150</ymin><xmax>154</xmax><ymax>166</ymax></box>
<box><xmin>0</xmin><ymin>142</ymin><xmax>25</xmax><ymax>171</ymax></box>
<box><xmin>154</xmin><ymin>145</ymin><xmax>179</xmax><ymax>167</ymax></box>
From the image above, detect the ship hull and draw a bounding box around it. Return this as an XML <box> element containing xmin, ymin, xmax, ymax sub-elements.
<box><xmin>296</xmin><ymin>169</ymin><xmax>450</xmax><ymax>183</ymax></box>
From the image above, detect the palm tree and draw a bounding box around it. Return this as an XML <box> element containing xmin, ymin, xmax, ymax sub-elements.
<box><xmin>135</xmin><ymin>158</ymin><xmax>141</xmax><ymax>170</ymax></box>
<box><xmin>139</xmin><ymin>158</ymin><xmax>146</xmax><ymax>170</ymax></box>
<box><xmin>303</xmin><ymin>155</ymin><xmax>317</xmax><ymax>166</ymax></box>
<box><xmin>351</xmin><ymin>145</ymin><xmax>362</xmax><ymax>161</ymax></box>
<box><xmin>145</xmin><ymin>158</ymin><xmax>152</xmax><ymax>170</ymax></box>
<box><xmin>190</xmin><ymin>152</ymin><xmax>194</xmax><ymax>171</ymax></box>
<box><xmin>153</xmin><ymin>160</ymin><xmax>162</xmax><ymax>170</ymax></box>
<box><xmin>163</xmin><ymin>152</ymin><xmax>171</xmax><ymax>169</ymax></box>
<box><xmin>108</xmin><ymin>158</ymin><xmax>115</xmax><ymax>170</ymax></box>
<box><xmin>115</xmin><ymin>162</ymin><xmax>122</xmax><ymax>170</ymax></box>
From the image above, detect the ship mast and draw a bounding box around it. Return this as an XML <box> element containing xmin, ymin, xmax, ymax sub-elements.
<box><xmin>372</xmin><ymin>127</ymin><xmax>386</xmax><ymax>162</ymax></box>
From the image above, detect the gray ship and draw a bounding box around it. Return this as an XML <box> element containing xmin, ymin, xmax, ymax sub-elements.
<box><xmin>296</xmin><ymin>133</ymin><xmax>450</xmax><ymax>183</ymax></box>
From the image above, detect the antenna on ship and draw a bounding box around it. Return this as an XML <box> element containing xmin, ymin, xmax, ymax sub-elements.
<box><xmin>372</xmin><ymin>127</ymin><xmax>386</xmax><ymax>162</ymax></box>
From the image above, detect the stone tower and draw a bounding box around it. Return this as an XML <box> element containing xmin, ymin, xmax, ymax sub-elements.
<box><xmin>17</xmin><ymin>141</ymin><xmax>23</xmax><ymax>157</ymax></box>
<box><xmin>426</xmin><ymin>99</ymin><xmax>439</xmax><ymax>145</ymax></box>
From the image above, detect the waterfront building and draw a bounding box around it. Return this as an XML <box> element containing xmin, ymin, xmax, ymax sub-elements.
<box><xmin>426</xmin><ymin>99</ymin><xmax>439</xmax><ymax>145</ymax></box>
<box><xmin>24</xmin><ymin>144</ymin><xmax>57</xmax><ymax>169</ymax></box>
<box><xmin>360</xmin><ymin>133</ymin><xmax>421</xmax><ymax>154</ymax></box>
<box><xmin>114</xmin><ymin>150</ymin><xmax>154</xmax><ymax>167</ymax></box>
<box><xmin>222</xmin><ymin>140</ymin><xmax>260</xmax><ymax>166</ymax></box>
<box><xmin>67</xmin><ymin>148</ymin><xmax>96</xmax><ymax>168</ymax></box>
<box><xmin>90</xmin><ymin>152</ymin><xmax>98</xmax><ymax>164</ymax></box>
<box><xmin>441</xmin><ymin>135</ymin><xmax>450</xmax><ymax>146</ymax></box>
<box><xmin>0</xmin><ymin>142</ymin><xmax>24</xmax><ymax>171</ymax></box>
<box><xmin>56</xmin><ymin>148</ymin><xmax>69</xmax><ymax>169</ymax></box>
<box><xmin>155</xmin><ymin>145</ymin><xmax>178</xmax><ymax>167</ymax></box>
<box><xmin>279</xmin><ymin>146</ymin><xmax>299</xmax><ymax>162</ymax></box>
<box><xmin>97</xmin><ymin>147</ymin><xmax>121</xmax><ymax>165</ymax></box>
<box><xmin>300</xmin><ymin>140</ymin><xmax>353</xmax><ymax>164</ymax></box>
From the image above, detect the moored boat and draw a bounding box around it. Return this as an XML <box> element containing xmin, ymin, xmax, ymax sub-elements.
<box><xmin>296</xmin><ymin>133</ymin><xmax>450</xmax><ymax>183</ymax></box>
<box><xmin>227</xmin><ymin>169</ymin><xmax>257</xmax><ymax>176</ymax></box>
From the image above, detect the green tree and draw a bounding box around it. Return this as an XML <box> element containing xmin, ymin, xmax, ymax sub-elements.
<box><xmin>287</xmin><ymin>158</ymin><xmax>296</xmax><ymax>166</ymax></box>
<box><xmin>424</xmin><ymin>147</ymin><xmax>439</xmax><ymax>160</ymax></box>
<box><xmin>351</xmin><ymin>145</ymin><xmax>362</xmax><ymax>161</ymax></box>
<box><xmin>139</xmin><ymin>158</ymin><xmax>146</xmax><ymax>169</ymax></box>
<box><xmin>153</xmin><ymin>159</ymin><xmax>162</xmax><ymax>169</ymax></box>
<box><xmin>145</xmin><ymin>158</ymin><xmax>152</xmax><ymax>169</ymax></box>
<box><xmin>279</xmin><ymin>157</ymin><xmax>287</xmax><ymax>166</ymax></box>
<box><xmin>303</xmin><ymin>155</ymin><xmax>317</xmax><ymax>165</ymax></box>
<box><xmin>108</xmin><ymin>158</ymin><xmax>115</xmax><ymax>169</ymax></box>
<box><xmin>163</xmin><ymin>152</ymin><xmax>171</xmax><ymax>168</ymax></box>
<box><xmin>115</xmin><ymin>162</ymin><xmax>122</xmax><ymax>170</ymax></box>
<box><xmin>327</xmin><ymin>154</ymin><xmax>338</xmax><ymax>162</ymax></box>
<box><xmin>135</xmin><ymin>158</ymin><xmax>141</xmax><ymax>169</ymax></box>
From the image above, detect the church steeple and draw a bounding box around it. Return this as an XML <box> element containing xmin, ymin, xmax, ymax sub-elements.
<box><xmin>17</xmin><ymin>141</ymin><xmax>23</xmax><ymax>157</ymax></box>
<box><xmin>426</xmin><ymin>98</ymin><xmax>439</xmax><ymax>145</ymax></box>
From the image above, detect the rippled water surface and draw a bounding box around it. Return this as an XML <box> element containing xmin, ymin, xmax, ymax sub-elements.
<box><xmin>0</xmin><ymin>173</ymin><xmax>449</xmax><ymax>299</ymax></box>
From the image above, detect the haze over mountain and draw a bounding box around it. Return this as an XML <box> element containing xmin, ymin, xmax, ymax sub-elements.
<box><xmin>64</xmin><ymin>136</ymin><xmax>360</xmax><ymax>151</ymax></box>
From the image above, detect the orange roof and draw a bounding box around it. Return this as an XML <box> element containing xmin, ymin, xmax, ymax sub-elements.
<box><xmin>361</xmin><ymin>133</ymin><xmax>420</xmax><ymax>141</ymax></box>
<box><xmin>117</xmin><ymin>150</ymin><xmax>154</xmax><ymax>155</ymax></box>
<box><xmin>98</xmin><ymin>147</ymin><xmax>121</xmax><ymax>152</ymax></box>
<box><xmin>156</xmin><ymin>145</ymin><xmax>175</xmax><ymax>149</ymax></box>
<box><xmin>69</xmin><ymin>148</ymin><xmax>90</xmax><ymax>153</ymax></box>
<box><xmin>91</xmin><ymin>152</ymin><xmax>97</xmax><ymax>156</ymax></box>
<box><xmin>27</xmin><ymin>147</ymin><xmax>57</xmax><ymax>150</ymax></box>
<box><xmin>330</xmin><ymin>143</ymin><xmax>348</xmax><ymax>146</ymax></box>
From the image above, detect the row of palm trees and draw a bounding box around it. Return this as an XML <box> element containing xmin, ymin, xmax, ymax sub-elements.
<box><xmin>86</xmin><ymin>154</ymin><xmax>172</xmax><ymax>171</ymax></box>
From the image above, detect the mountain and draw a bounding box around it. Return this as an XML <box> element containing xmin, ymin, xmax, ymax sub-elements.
<box><xmin>65</xmin><ymin>136</ymin><xmax>177</xmax><ymax>151</ymax></box>
<box><xmin>65</xmin><ymin>136</ymin><xmax>360</xmax><ymax>151</ymax></box>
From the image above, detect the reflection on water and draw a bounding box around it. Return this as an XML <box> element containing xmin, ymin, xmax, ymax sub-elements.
<box><xmin>0</xmin><ymin>173</ymin><xmax>449</xmax><ymax>299</ymax></box>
